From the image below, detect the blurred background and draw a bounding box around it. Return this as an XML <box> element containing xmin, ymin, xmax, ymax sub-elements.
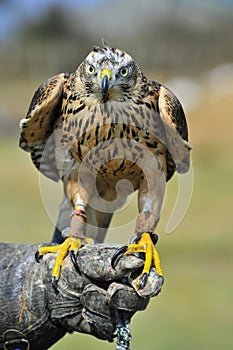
<box><xmin>0</xmin><ymin>0</ymin><xmax>233</xmax><ymax>349</ymax></box>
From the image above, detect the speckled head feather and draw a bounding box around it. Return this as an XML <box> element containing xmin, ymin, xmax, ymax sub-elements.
<box><xmin>74</xmin><ymin>40</ymin><xmax>145</xmax><ymax>103</ymax></box>
<box><xmin>85</xmin><ymin>39</ymin><xmax>135</xmax><ymax>68</ymax></box>
<box><xmin>101</xmin><ymin>38</ymin><xmax>111</xmax><ymax>49</ymax></box>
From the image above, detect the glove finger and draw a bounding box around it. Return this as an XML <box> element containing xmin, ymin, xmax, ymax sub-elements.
<box><xmin>107</xmin><ymin>282</ymin><xmax>149</xmax><ymax>312</ymax></box>
<box><xmin>80</xmin><ymin>309</ymin><xmax>115</xmax><ymax>342</ymax></box>
<box><xmin>76</xmin><ymin>244</ymin><xmax>144</xmax><ymax>280</ymax></box>
<box><xmin>80</xmin><ymin>284</ymin><xmax>115</xmax><ymax>341</ymax></box>
<box><xmin>129</xmin><ymin>267</ymin><xmax>164</xmax><ymax>297</ymax></box>
<box><xmin>81</xmin><ymin>284</ymin><xmax>111</xmax><ymax>318</ymax></box>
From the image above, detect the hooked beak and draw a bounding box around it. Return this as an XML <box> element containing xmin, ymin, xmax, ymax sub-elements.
<box><xmin>101</xmin><ymin>75</ymin><xmax>109</xmax><ymax>103</ymax></box>
<box><xmin>100</xmin><ymin>69</ymin><xmax>112</xmax><ymax>103</ymax></box>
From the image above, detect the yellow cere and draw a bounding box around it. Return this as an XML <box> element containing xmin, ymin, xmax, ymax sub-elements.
<box><xmin>100</xmin><ymin>68</ymin><xmax>112</xmax><ymax>81</ymax></box>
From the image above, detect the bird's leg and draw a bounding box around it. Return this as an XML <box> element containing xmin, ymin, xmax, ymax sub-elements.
<box><xmin>112</xmin><ymin>161</ymin><xmax>166</xmax><ymax>290</ymax></box>
<box><xmin>36</xmin><ymin>168</ymin><xmax>95</xmax><ymax>293</ymax></box>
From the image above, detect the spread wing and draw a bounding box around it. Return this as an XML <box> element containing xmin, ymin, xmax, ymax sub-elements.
<box><xmin>19</xmin><ymin>73</ymin><xmax>67</xmax><ymax>181</ymax></box>
<box><xmin>155</xmin><ymin>83</ymin><xmax>192</xmax><ymax>180</ymax></box>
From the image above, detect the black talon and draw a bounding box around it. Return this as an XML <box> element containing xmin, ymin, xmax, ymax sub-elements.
<box><xmin>35</xmin><ymin>251</ymin><xmax>42</xmax><ymax>263</ymax></box>
<box><xmin>139</xmin><ymin>272</ymin><xmax>148</xmax><ymax>290</ymax></box>
<box><xmin>151</xmin><ymin>233</ymin><xmax>159</xmax><ymax>245</ymax></box>
<box><xmin>52</xmin><ymin>276</ymin><xmax>59</xmax><ymax>294</ymax></box>
<box><xmin>111</xmin><ymin>245</ymin><xmax>128</xmax><ymax>268</ymax></box>
<box><xmin>70</xmin><ymin>250</ymin><xmax>81</xmax><ymax>274</ymax></box>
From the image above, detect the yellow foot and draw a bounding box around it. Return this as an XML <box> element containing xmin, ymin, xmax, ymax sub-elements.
<box><xmin>35</xmin><ymin>237</ymin><xmax>94</xmax><ymax>294</ymax></box>
<box><xmin>111</xmin><ymin>232</ymin><xmax>163</xmax><ymax>290</ymax></box>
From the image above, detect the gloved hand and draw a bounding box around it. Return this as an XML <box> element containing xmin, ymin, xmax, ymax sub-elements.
<box><xmin>47</xmin><ymin>243</ymin><xmax>163</xmax><ymax>341</ymax></box>
<box><xmin>0</xmin><ymin>242</ymin><xmax>163</xmax><ymax>349</ymax></box>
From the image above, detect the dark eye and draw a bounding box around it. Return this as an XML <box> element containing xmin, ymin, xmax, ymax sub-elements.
<box><xmin>87</xmin><ymin>64</ymin><xmax>95</xmax><ymax>75</ymax></box>
<box><xmin>120</xmin><ymin>67</ymin><xmax>129</xmax><ymax>78</ymax></box>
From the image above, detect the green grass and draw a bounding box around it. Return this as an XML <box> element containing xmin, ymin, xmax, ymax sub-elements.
<box><xmin>1</xmin><ymin>92</ymin><xmax>233</xmax><ymax>350</ymax></box>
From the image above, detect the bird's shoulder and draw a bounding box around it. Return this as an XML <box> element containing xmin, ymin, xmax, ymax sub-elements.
<box><xmin>143</xmin><ymin>79</ymin><xmax>189</xmax><ymax>142</ymax></box>
<box><xmin>19</xmin><ymin>72</ymin><xmax>73</xmax><ymax>181</ymax></box>
<box><xmin>19</xmin><ymin>73</ymin><xmax>70</xmax><ymax>147</ymax></box>
<box><xmin>139</xmin><ymin>79</ymin><xmax>191</xmax><ymax>179</ymax></box>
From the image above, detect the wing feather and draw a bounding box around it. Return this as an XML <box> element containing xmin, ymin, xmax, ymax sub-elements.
<box><xmin>19</xmin><ymin>73</ymin><xmax>66</xmax><ymax>181</ymax></box>
<box><xmin>156</xmin><ymin>84</ymin><xmax>192</xmax><ymax>177</ymax></box>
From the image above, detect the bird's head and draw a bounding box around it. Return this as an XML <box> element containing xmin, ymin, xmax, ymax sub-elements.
<box><xmin>75</xmin><ymin>39</ymin><xmax>146</xmax><ymax>104</ymax></box>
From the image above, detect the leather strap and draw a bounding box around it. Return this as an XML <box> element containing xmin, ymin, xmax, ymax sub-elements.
<box><xmin>3</xmin><ymin>329</ymin><xmax>30</xmax><ymax>350</ymax></box>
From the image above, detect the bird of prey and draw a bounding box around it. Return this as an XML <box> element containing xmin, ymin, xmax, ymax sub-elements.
<box><xmin>19</xmin><ymin>40</ymin><xmax>191</xmax><ymax>292</ymax></box>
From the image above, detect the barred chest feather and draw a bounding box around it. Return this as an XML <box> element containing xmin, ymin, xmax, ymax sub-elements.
<box><xmin>54</xmin><ymin>101</ymin><xmax>166</xmax><ymax>179</ymax></box>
